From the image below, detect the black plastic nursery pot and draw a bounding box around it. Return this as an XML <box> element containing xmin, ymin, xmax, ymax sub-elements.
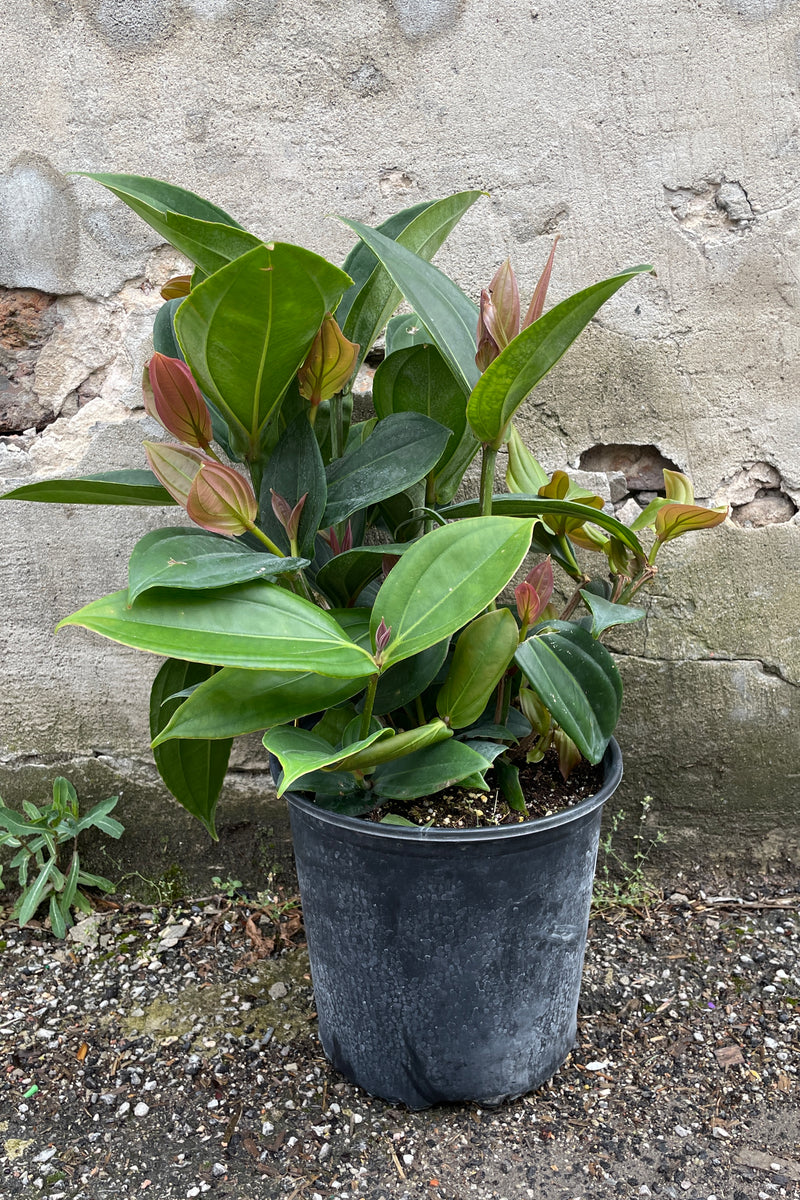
<box><xmin>287</xmin><ymin>739</ymin><xmax>623</xmax><ymax>1110</ymax></box>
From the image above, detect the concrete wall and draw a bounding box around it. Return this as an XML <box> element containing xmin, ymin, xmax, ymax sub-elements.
<box><xmin>2</xmin><ymin>0</ymin><xmax>799</xmax><ymax>884</ymax></box>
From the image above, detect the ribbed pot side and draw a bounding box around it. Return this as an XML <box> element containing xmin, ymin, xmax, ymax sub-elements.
<box><xmin>287</xmin><ymin>740</ymin><xmax>623</xmax><ymax>1110</ymax></box>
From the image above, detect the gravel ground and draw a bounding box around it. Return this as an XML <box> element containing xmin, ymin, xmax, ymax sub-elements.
<box><xmin>1</xmin><ymin>875</ymin><xmax>798</xmax><ymax>1200</ymax></box>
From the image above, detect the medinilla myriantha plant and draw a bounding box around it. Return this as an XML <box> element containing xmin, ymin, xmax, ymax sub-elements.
<box><xmin>2</xmin><ymin>175</ymin><xmax>727</xmax><ymax>836</ymax></box>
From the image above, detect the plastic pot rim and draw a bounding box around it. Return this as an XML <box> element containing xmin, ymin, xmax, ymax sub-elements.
<box><xmin>285</xmin><ymin>736</ymin><xmax>622</xmax><ymax>845</ymax></box>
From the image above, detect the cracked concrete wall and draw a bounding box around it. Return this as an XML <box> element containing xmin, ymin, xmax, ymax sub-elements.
<box><xmin>1</xmin><ymin>0</ymin><xmax>799</xmax><ymax>879</ymax></box>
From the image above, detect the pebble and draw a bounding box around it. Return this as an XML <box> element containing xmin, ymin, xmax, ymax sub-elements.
<box><xmin>268</xmin><ymin>981</ymin><xmax>288</xmax><ymax>1000</ymax></box>
<box><xmin>675</xmin><ymin>1125</ymin><xmax>691</xmax><ymax>1137</ymax></box>
<box><xmin>212</xmin><ymin>1163</ymin><xmax>226</xmax><ymax>1177</ymax></box>
<box><xmin>133</xmin><ymin>1102</ymin><xmax>150</xmax><ymax>1117</ymax></box>
<box><xmin>318</xmin><ymin>1143</ymin><xmax>331</xmax><ymax>1162</ymax></box>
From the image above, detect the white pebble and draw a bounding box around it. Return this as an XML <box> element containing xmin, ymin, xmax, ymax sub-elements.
<box><xmin>133</xmin><ymin>1102</ymin><xmax>150</xmax><ymax>1117</ymax></box>
<box><xmin>764</xmin><ymin>1036</ymin><xmax>779</xmax><ymax>1050</ymax></box>
<box><xmin>318</xmin><ymin>1143</ymin><xmax>331</xmax><ymax>1162</ymax></box>
<box><xmin>680</xmin><ymin>1183</ymin><xmax>691</xmax><ymax>1191</ymax></box>
<box><xmin>675</xmin><ymin>1125</ymin><xmax>691</xmax><ymax>1137</ymax></box>
<box><xmin>212</xmin><ymin>1163</ymin><xmax>226</xmax><ymax>1177</ymax></box>
<box><xmin>693</xmin><ymin>1031</ymin><xmax>704</xmax><ymax>1043</ymax></box>
<box><xmin>585</xmin><ymin>1060</ymin><xmax>609</xmax><ymax>1071</ymax></box>
<box><xmin>117</xmin><ymin>1102</ymin><xmax>130</xmax><ymax>1116</ymax></box>
<box><xmin>402</xmin><ymin>1153</ymin><xmax>414</xmax><ymax>1165</ymax></box>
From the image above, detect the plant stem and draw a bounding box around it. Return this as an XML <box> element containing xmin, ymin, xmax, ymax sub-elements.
<box><xmin>559</xmin><ymin>576</ymin><xmax>590</xmax><ymax>620</ymax></box>
<box><xmin>479</xmin><ymin>444</ymin><xmax>498</xmax><ymax>517</ymax></box>
<box><xmin>330</xmin><ymin>391</ymin><xmax>345</xmax><ymax>461</ymax></box>
<box><xmin>246</xmin><ymin>522</ymin><xmax>285</xmax><ymax>557</ymax></box>
<box><xmin>424</xmin><ymin>473</ymin><xmax>436</xmax><ymax>534</ymax></box>
<box><xmin>415</xmin><ymin>695</ymin><xmax>426</xmax><ymax>727</ymax></box>
<box><xmin>359</xmin><ymin>673</ymin><xmax>380</xmax><ymax>741</ymax></box>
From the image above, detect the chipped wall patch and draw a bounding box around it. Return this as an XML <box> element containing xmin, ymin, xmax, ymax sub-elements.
<box><xmin>664</xmin><ymin>177</ymin><xmax>756</xmax><ymax>248</ymax></box>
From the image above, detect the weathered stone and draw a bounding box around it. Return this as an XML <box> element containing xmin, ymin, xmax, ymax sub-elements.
<box><xmin>0</xmin><ymin>289</ymin><xmax>58</xmax><ymax>434</ymax></box>
<box><xmin>579</xmin><ymin>444</ymin><xmax>680</xmax><ymax>492</ymax></box>
<box><xmin>731</xmin><ymin>490</ymin><xmax>797</xmax><ymax>527</ymax></box>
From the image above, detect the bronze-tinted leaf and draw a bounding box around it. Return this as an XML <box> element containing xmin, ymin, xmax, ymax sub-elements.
<box><xmin>655</xmin><ymin>502</ymin><xmax>728</xmax><ymax>543</ymax></box>
<box><xmin>187</xmin><ymin>462</ymin><xmax>258</xmax><ymax>536</ymax></box>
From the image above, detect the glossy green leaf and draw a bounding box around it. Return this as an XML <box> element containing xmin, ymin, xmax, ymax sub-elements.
<box><xmin>258</xmin><ymin>413</ymin><xmax>327</xmax><ymax>558</ymax></box>
<box><xmin>264</xmin><ymin>726</ymin><xmax>391</xmax><ymax>796</ymax></box>
<box><xmin>579</xmin><ymin>590</ymin><xmax>646</xmax><ymax>638</ymax></box>
<box><xmin>80</xmin><ymin>172</ymin><xmax>260</xmax><ymax>276</ymax></box>
<box><xmin>337</xmin><ymin>200</ymin><xmax>433</xmax><ymax>329</ymax></box>
<box><xmin>18</xmin><ymin>859</ymin><xmax>54</xmax><ymax>926</ymax></box>
<box><xmin>493</xmin><ymin>757</ymin><xmax>528</xmax><ymax>814</ymax></box>
<box><xmin>153</xmin><ymin>666</ymin><xmax>364</xmax><ymax>743</ymax></box>
<box><xmin>515</xmin><ymin>622</ymin><xmax>622</xmax><ymax>763</ymax></box>
<box><xmin>58</xmin><ymin>582</ymin><xmax>377</xmax><ymax>678</ymax></box>
<box><xmin>1</xmin><ymin>470</ymin><xmax>176</xmax><ymax>507</ymax></box>
<box><xmin>79</xmin><ymin>171</ymin><xmax>244</xmax><ymax>227</ymax></box>
<box><xmin>315</xmin><ymin>543</ymin><xmax>410</xmax><ymax>609</ymax></box>
<box><xmin>373</xmin><ymin>517</ymin><xmax>534</xmax><ymax>668</ymax></box>
<box><xmin>153</xmin><ymin>297</ymin><xmax>183</xmax><ymax>358</ymax></box>
<box><xmin>505</xmin><ymin>424</ymin><xmax>549</xmax><ymax>493</ymax></box>
<box><xmin>127</xmin><ymin>527</ymin><xmax>306</xmax><ymax>604</ymax></box>
<box><xmin>175</xmin><ymin>243</ymin><xmax>352</xmax><ymax>453</ymax></box>
<box><xmin>49</xmin><ymin>894</ymin><xmax>67</xmax><ymax>939</ymax></box>
<box><xmin>323</xmin><ymin>413</ymin><xmax>451</xmax><ymax>526</ymax></box>
<box><xmin>431</xmin><ymin>426</ymin><xmax>482</xmax><ymax>504</ymax></box>
<box><xmin>339</xmin><ymin>192</ymin><xmax>483</xmax><ymax>375</ymax></box>
<box><xmin>441</xmin><ymin>494</ymin><xmax>646</xmax><ymax>559</ymax></box>
<box><xmin>371</xmin><ymin>740</ymin><xmax>493</xmax><ymax>800</ymax></box>
<box><xmin>629</xmin><ymin>496</ymin><xmax>672</xmax><ymax>531</ymax></box>
<box><xmin>467</xmin><ymin>265</ymin><xmax>654</xmax><ymax>447</ymax></box>
<box><xmin>336</xmin><ymin>719</ymin><xmax>452</xmax><ymax>772</ymax></box>
<box><xmin>338</xmin><ymin>216</ymin><xmax>480</xmax><ymax>396</ymax></box>
<box><xmin>436</xmin><ymin>609</ymin><xmax>519</xmax><ymax>729</ymax></box>
<box><xmin>385</xmin><ymin>312</ymin><xmax>430</xmax><ymax>353</ymax></box>
<box><xmin>373</xmin><ymin>343</ymin><xmax>466</xmax><ymax>477</ymax></box>
<box><xmin>150</xmin><ymin>659</ymin><xmax>232</xmax><ymax>839</ymax></box>
<box><xmin>313</xmin><ymin>705</ymin><xmax>360</xmax><ymax>747</ymax></box>
<box><xmin>373</xmin><ymin>638</ymin><xmax>450</xmax><ymax>716</ymax></box>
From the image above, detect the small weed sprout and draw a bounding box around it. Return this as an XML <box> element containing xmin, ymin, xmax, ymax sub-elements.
<box><xmin>593</xmin><ymin>796</ymin><xmax>664</xmax><ymax>912</ymax></box>
<box><xmin>0</xmin><ymin>778</ymin><xmax>123</xmax><ymax>937</ymax></box>
<box><xmin>210</xmin><ymin>874</ymin><xmax>244</xmax><ymax>899</ymax></box>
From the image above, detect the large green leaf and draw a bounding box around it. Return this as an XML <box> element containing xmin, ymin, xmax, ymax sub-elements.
<box><xmin>1</xmin><ymin>470</ymin><xmax>176</xmax><ymax>506</ymax></box>
<box><xmin>150</xmin><ymin>659</ymin><xmax>232</xmax><ymax>839</ymax></box>
<box><xmin>264</xmin><ymin>726</ymin><xmax>392</xmax><ymax>796</ymax></box>
<box><xmin>258</xmin><ymin>413</ymin><xmax>327</xmax><ymax>558</ymax></box>
<box><xmin>467</xmin><ymin>265</ymin><xmax>653</xmax><ymax>447</ymax></box>
<box><xmin>338</xmin><ymin>192</ymin><xmax>483</xmax><ymax>375</ymax></box>
<box><xmin>436</xmin><ymin>608</ymin><xmax>519</xmax><ymax>729</ymax></box>
<box><xmin>373</xmin><ymin>343</ymin><xmax>466</xmax><ymax>478</ymax></box>
<box><xmin>580</xmin><ymin>590</ymin><xmax>646</xmax><ymax>638</ymax></box>
<box><xmin>323</xmin><ymin>413</ymin><xmax>451</xmax><ymax>527</ymax></box>
<box><xmin>371</xmin><ymin>740</ymin><xmax>493</xmax><ymax>800</ymax></box>
<box><xmin>79</xmin><ymin>172</ymin><xmax>245</xmax><ymax>227</ymax></box>
<box><xmin>338</xmin><ymin>217</ymin><xmax>480</xmax><ymax>396</ymax></box>
<box><xmin>153</xmin><ymin>666</ymin><xmax>364</xmax><ymax>743</ymax></box>
<box><xmin>515</xmin><ymin>622</ymin><xmax>623</xmax><ymax>763</ymax></box>
<box><xmin>441</xmin><ymin>494</ymin><xmax>646</xmax><ymax>559</ymax></box>
<box><xmin>372</xmin><ymin>516</ymin><xmax>534</xmax><ymax>669</ymax></box>
<box><xmin>337</xmin><ymin>200</ymin><xmax>433</xmax><ymax>329</ymax></box>
<box><xmin>58</xmin><ymin>582</ymin><xmax>377</xmax><ymax>678</ymax></box>
<box><xmin>372</xmin><ymin>638</ymin><xmax>450</xmax><ymax>716</ymax></box>
<box><xmin>175</xmin><ymin>243</ymin><xmax>352</xmax><ymax>454</ymax></box>
<box><xmin>127</xmin><ymin>527</ymin><xmax>306</xmax><ymax>604</ymax></box>
<box><xmin>315</xmin><ymin>543</ymin><xmax>410</xmax><ymax>609</ymax></box>
<box><xmin>80</xmin><ymin>172</ymin><xmax>260</xmax><ymax>277</ymax></box>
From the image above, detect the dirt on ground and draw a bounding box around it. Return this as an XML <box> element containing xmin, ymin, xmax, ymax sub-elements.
<box><xmin>1</xmin><ymin>873</ymin><xmax>798</xmax><ymax>1200</ymax></box>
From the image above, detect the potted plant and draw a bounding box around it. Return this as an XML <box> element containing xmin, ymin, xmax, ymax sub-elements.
<box><xmin>2</xmin><ymin>174</ymin><xmax>727</xmax><ymax>1107</ymax></box>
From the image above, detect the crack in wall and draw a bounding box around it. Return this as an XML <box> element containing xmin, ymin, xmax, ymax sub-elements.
<box><xmin>612</xmin><ymin>648</ymin><xmax>800</xmax><ymax>690</ymax></box>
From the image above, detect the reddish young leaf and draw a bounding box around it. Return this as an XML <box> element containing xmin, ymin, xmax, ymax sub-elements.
<box><xmin>655</xmin><ymin>502</ymin><xmax>728</xmax><ymax>544</ymax></box>
<box><xmin>147</xmin><ymin>353</ymin><xmax>213</xmax><ymax>449</ymax></box>
<box><xmin>186</xmin><ymin>462</ymin><xmax>258</xmax><ymax>536</ymax></box>
<box><xmin>144</xmin><ymin>441</ymin><xmax>207</xmax><ymax>507</ymax></box>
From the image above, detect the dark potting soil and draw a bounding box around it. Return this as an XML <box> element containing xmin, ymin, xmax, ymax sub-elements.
<box><xmin>366</xmin><ymin>745</ymin><xmax>605</xmax><ymax>829</ymax></box>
